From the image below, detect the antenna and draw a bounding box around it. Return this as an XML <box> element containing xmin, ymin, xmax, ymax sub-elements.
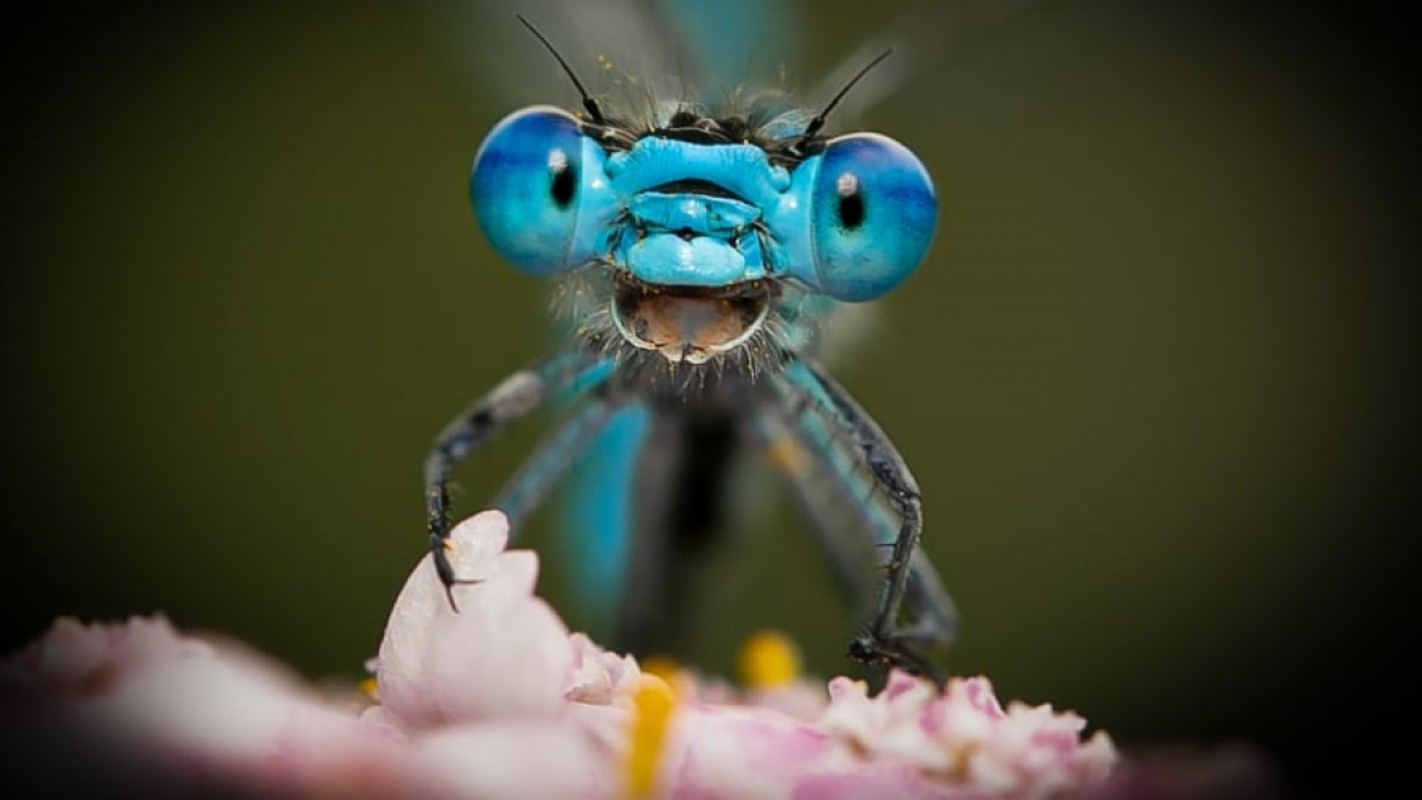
<box><xmin>514</xmin><ymin>14</ymin><xmax>605</xmax><ymax>125</ymax></box>
<box><xmin>795</xmin><ymin>48</ymin><xmax>894</xmax><ymax>149</ymax></box>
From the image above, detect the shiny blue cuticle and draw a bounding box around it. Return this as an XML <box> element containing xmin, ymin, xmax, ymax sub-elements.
<box><xmin>469</xmin><ymin>106</ymin><xmax>590</xmax><ymax>277</ymax></box>
<box><xmin>808</xmin><ymin>133</ymin><xmax>937</xmax><ymax>302</ymax></box>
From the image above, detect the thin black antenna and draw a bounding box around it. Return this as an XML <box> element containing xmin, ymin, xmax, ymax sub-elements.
<box><xmin>514</xmin><ymin>13</ymin><xmax>605</xmax><ymax>125</ymax></box>
<box><xmin>795</xmin><ymin>48</ymin><xmax>894</xmax><ymax>149</ymax></box>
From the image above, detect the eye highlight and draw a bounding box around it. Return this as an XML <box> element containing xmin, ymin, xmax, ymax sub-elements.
<box><xmin>809</xmin><ymin>133</ymin><xmax>937</xmax><ymax>302</ymax></box>
<box><xmin>834</xmin><ymin>173</ymin><xmax>865</xmax><ymax>230</ymax></box>
<box><xmin>470</xmin><ymin>106</ymin><xmax>588</xmax><ymax>277</ymax></box>
<box><xmin>548</xmin><ymin>148</ymin><xmax>577</xmax><ymax>209</ymax></box>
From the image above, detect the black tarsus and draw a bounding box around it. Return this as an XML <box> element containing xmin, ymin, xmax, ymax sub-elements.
<box><xmin>794</xmin><ymin>47</ymin><xmax>895</xmax><ymax>150</ymax></box>
<box><xmin>514</xmin><ymin>13</ymin><xmax>606</xmax><ymax>125</ymax></box>
<box><xmin>430</xmin><ymin>531</ymin><xmax>481</xmax><ymax>612</ymax></box>
<box><xmin>425</xmin><ymin>348</ymin><xmax>604</xmax><ymax>613</ymax></box>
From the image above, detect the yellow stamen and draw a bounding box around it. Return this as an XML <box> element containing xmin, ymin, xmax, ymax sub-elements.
<box><xmin>625</xmin><ymin>675</ymin><xmax>677</xmax><ymax>799</ymax></box>
<box><xmin>738</xmin><ymin>630</ymin><xmax>802</xmax><ymax>688</ymax></box>
<box><xmin>358</xmin><ymin>676</ymin><xmax>379</xmax><ymax>701</ymax></box>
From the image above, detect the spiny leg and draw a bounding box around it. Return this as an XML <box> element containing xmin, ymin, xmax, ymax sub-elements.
<box><xmin>773</xmin><ymin>359</ymin><xmax>952</xmax><ymax>680</ymax></box>
<box><xmin>425</xmin><ymin>347</ymin><xmax>607</xmax><ymax>608</ymax></box>
<box><xmin>752</xmin><ymin>399</ymin><xmax>959</xmax><ymax>665</ymax></box>
<box><xmin>766</xmin><ymin>373</ymin><xmax>959</xmax><ymax>649</ymax></box>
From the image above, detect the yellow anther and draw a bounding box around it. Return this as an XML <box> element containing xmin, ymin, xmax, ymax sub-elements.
<box><xmin>738</xmin><ymin>630</ymin><xmax>802</xmax><ymax>688</ymax></box>
<box><xmin>358</xmin><ymin>676</ymin><xmax>379</xmax><ymax>700</ymax></box>
<box><xmin>625</xmin><ymin>675</ymin><xmax>678</xmax><ymax>799</ymax></box>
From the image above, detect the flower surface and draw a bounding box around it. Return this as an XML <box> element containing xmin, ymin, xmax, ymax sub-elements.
<box><xmin>8</xmin><ymin>510</ymin><xmax>1251</xmax><ymax>799</ymax></box>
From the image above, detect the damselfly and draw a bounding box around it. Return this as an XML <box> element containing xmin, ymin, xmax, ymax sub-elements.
<box><xmin>426</xmin><ymin>12</ymin><xmax>957</xmax><ymax>679</ymax></box>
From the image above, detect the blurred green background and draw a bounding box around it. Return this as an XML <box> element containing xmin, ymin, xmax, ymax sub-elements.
<box><xmin>5</xmin><ymin>1</ymin><xmax>1414</xmax><ymax>795</ymax></box>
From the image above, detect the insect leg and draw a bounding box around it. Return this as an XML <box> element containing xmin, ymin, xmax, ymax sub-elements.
<box><xmin>424</xmin><ymin>347</ymin><xmax>608</xmax><ymax>609</ymax></box>
<box><xmin>491</xmin><ymin>384</ymin><xmax>627</xmax><ymax>532</ymax></box>
<box><xmin>773</xmin><ymin>359</ymin><xmax>951</xmax><ymax>680</ymax></box>
<box><xmin>752</xmin><ymin>397</ymin><xmax>959</xmax><ymax>659</ymax></box>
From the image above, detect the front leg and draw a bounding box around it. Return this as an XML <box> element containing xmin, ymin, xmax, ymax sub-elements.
<box><xmin>777</xmin><ymin>359</ymin><xmax>948</xmax><ymax>682</ymax></box>
<box><xmin>424</xmin><ymin>347</ymin><xmax>605</xmax><ymax>608</ymax></box>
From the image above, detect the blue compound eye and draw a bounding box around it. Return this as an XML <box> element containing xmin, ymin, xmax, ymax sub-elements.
<box><xmin>809</xmin><ymin>133</ymin><xmax>937</xmax><ymax>302</ymax></box>
<box><xmin>470</xmin><ymin>106</ymin><xmax>587</xmax><ymax>277</ymax></box>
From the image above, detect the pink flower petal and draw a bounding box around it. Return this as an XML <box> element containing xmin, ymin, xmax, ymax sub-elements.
<box><xmin>564</xmin><ymin>632</ymin><xmax>642</xmax><ymax>705</ymax></box>
<box><xmin>375</xmin><ymin>510</ymin><xmax>575</xmax><ymax>729</ymax></box>
<box><xmin>662</xmin><ymin>702</ymin><xmax>997</xmax><ymax>799</ymax></box>
<box><xmin>1</xmin><ymin>615</ymin><xmax>208</xmax><ymax>696</ymax></box>
<box><xmin>2</xmin><ymin>512</ymin><xmax>1148</xmax><ymax>799</ymax></box>
<box><xmin>820</xmin><ymin>672</ymin><xmax>1117</xmax><ymax>798</ymax></box>
<box><xmin>418</xmin><ymin>720</ymin><xmax>614</xmax><ymax>799</ymax></box>
<box><xmin>2</xmin><ymin>616</ymin><xmax>442</xmax><ymax>798</ymax></box>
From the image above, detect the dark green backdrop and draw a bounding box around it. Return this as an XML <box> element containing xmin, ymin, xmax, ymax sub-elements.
<box><xmin>5</xmin><ymin>2</ymin><xmax>1414</xmax><ymax>796</ymax></box>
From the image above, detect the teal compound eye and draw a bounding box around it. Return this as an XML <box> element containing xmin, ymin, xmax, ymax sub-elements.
<box><xmin>470</xmin><ymin>106</ymin><xmax>602</xmax><ymax>277</ymax></box>
<box><xmin>809</xmin><ymin>133</ymin><xmax>937</xmax><ymax>302</ymax></box>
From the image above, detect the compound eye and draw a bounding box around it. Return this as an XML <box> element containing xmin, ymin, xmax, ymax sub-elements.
<box><xmin>810</xmin><ymin>133</ymin><xmax>937</xmax><ymax>301</ymax></box>
<box><xmin>470</xmin><ymin>106</ymin><xmax>585</xmax><ymax>277</ymax></box>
